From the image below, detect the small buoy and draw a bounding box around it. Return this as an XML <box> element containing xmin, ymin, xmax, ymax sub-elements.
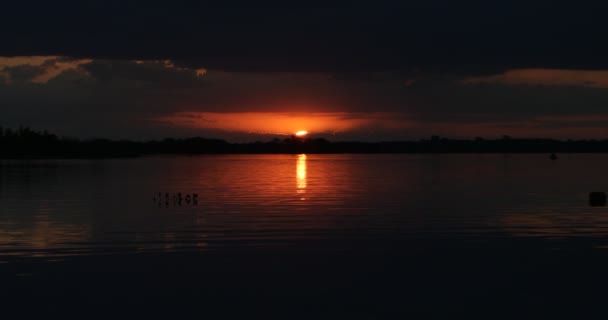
<box><xmin>589</xmin><ymin>192</ymin><xmax>607</xmax><ymax>207</ymax></box>
<box><xmin>550</xmin><ymin>153</ymin><xmax>558</xmax><ymax>160</ymax></box>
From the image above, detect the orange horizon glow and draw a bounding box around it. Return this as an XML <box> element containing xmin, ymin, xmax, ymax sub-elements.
<box><xmin>152</xmin><ymin>111</ymin><xmax>412</xmax><ymax>136</ymax></box>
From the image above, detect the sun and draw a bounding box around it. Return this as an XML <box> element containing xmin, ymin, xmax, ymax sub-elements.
<box><xmin>295</xmin><ymin>130</ymin><xmax>308</xmax><ymax>137</ymax></box>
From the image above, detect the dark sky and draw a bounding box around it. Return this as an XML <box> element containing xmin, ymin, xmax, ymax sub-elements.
<box><xmin>2</xmin><ymin>1</ymin><xmax>608</xmax><ymax>141</ymax></box>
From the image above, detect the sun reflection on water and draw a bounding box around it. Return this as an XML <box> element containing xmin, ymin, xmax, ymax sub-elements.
<box><xmin>296</xmin><ymin>154</ymin><xmax>307</xmax><ymax>195</ymax></box>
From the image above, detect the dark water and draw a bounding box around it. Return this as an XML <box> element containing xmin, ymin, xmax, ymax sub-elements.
<box><xmin>3</xmin><ymin>154</ymin><xmax>608</xmax><ymax>318</ymax></box>
<box><xmin>2</xmin><ymin>154</ymin><xmax>608</xmax><ymax>257</ymax></box>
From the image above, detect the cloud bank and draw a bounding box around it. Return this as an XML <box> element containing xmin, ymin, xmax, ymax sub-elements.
<box><xmin>3</xmin><ymin>56</ymin><xmax>608</xmax><ymax>140</ymax></box>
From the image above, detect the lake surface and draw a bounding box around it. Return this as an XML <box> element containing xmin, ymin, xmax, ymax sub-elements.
<box><xmin>3</xmin><ymin>154</ymin><xmax>608</xmax><ymax>318</ymax></box>
<box><xmin>2</xmin><ymin>154</ymin><xmax>608</xmax><ymax>257</ymax></box>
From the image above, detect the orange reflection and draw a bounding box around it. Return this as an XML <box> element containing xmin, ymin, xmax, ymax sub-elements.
<box><xmin>297</xmin><ymin>154</ymin><xmax>307</xmax><ymax>194</ymax></box>
<box><xmin>0</xmin><ymin>213</ymin><xmax>91</xmax><ymax>257</ymax></box>
<box><xmin>499</xmin><ymin>211</ymin><xmax>608</xmax><ymax>238</ymax></box>
<box><xmin>190</xmin><ymin>154</ymin><xmax>356</xmax><ymax>209</ymax></box>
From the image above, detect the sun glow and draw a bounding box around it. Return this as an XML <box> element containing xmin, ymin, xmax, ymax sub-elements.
<box><xmin>153</xmin><ymin>112</ymin><xmax>413</xmax><ymax>138</ymax></box>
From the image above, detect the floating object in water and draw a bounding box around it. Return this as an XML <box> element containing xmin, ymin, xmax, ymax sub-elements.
<box><xmin>155</xmin><ymin>192</ymin><xmax>199</xmax><ymax>207</ymax></box>
<box><xmin>589</xmin><ymin>192</ymin><xmax>607</xmax><ymax>207</ymax></box>
<box><xmin>193</xmin><ymin>193</ymin><xmax>199</xmax><ymax>205</ymax></box>
<box><xmin>550</xmin><ymin>153</ymin><xmax>558</xmax><ymax>160</ymax></box>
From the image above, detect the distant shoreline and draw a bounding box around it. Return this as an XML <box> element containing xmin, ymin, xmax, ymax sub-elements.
<box><xmin>3</xmin><ymin>127</ymin><xmax>608</xmax><ymax>158</ymax></box>
<box><xmin>2</xmin><ymin>152</ymin><xmax>608</xmax><ymax>160</ymax></box>
<box><xmin>5</xmin><ymin>147</ymin><xmax>608</xmax><ymax>160</ymax></box>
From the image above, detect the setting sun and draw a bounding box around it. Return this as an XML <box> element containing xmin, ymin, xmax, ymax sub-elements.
<box><xmin>295</xmin><ymin>130</ymin><xmax>308</xmax><ymax>137</ymax></box>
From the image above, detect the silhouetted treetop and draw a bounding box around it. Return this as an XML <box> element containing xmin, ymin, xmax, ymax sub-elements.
<box><xmin>2</xmin><ymin>127</ymin><xmax>608</xmax><ymax>158</ymax></box>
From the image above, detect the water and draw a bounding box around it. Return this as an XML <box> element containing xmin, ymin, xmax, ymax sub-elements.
<box><xmin>2</xmin><ymin>153</ymin><xmax>608</xmax><ymax>258</ymax></box>
<box><xmin>5</xmin><ymin>154</ymin><xmax>608</xmax><ymax>318</ymax></box>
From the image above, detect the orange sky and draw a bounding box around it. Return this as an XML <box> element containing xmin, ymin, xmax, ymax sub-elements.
<box><xmin>5</xmin><ymin>56</ymin><xmax>608</xmax><ymax>140</ymax></box>
<box><xmin>462</xmin><ymin>68</ymin><xmax>608</xmax><ymax>88</ymax></box>
<box><xmin>153</xmin><ymin>112</ymin><xmax>413</xmax><ymax>136</ymax></box>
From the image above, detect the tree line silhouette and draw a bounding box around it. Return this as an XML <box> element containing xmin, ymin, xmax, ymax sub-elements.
<box><xmin>3</xmin><ymin>127</ymin><xmax>608</xmax><ymax>158</ymax></box>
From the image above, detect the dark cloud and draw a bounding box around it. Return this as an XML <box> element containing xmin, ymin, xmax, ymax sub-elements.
<box><xmin>1</xmin><ymin>65</ymin><xmax>46</xmax><ymax>83</ymax></box>
<box><xmin>3</xmin><ymin>57</ymin><xmax>608</xmax><ymax>140</ymax></box>
<box><xmin>2</xmin><ymin>1</ymin><xmax>608</xmax><ymax>140</ymax></box>
<box><xmin>80</xmin><ymin>60</ymin><xmax>204</xmax><ymax>88</ymax></box>
<box><xmin>1</xmin><ymin>1</ymin><xmax>608</xmax><ymax>74</ymax></box>
<box><xmin>399</xmin><ymin>77</ymin><xmax>608</xmax><ymax>124</ymax></box>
